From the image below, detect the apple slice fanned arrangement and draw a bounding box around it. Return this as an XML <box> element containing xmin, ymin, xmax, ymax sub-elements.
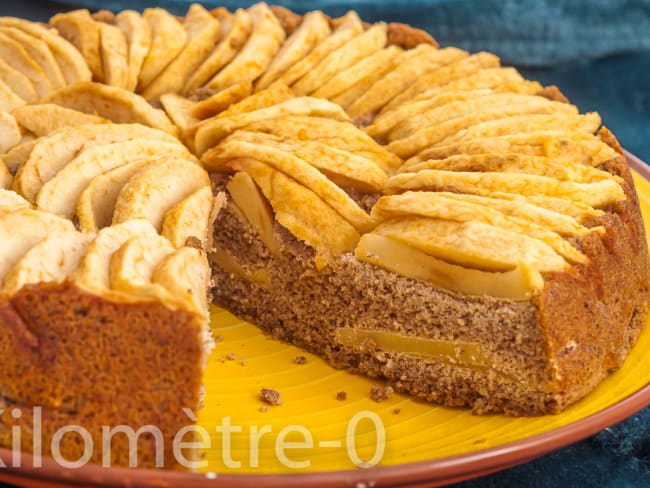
<box><xmin>0</xmin><ymin>1</ymin><xmax>647</xmax><ymax>470</ymax></box>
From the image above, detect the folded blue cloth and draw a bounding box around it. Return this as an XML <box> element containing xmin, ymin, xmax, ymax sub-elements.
<box><xmin>53</xmin><ymin>0</ymin><xmax>650</xmax><ymax>66</ymax></box>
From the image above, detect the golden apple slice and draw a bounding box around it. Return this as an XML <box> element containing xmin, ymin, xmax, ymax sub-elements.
<box><xmin>371</xmin><ymin>192</ymin><xmax>587</xmax><ymax>264</ymax></box>
<box><xmin>43</xmin><ymin>82</ymin><xmax>178</xmax><ymax>135</ymax></box>
<box><xmin>161</xmin><ymin>186</ymin><xmax>214</xmax><ymax>249</ymax></box>
<box><xmin>346</xmin><ymin>45</ymin><xmax>468</xmax><ymax>119</ymax></box>
<box><xmin>109</xmin><ymin>234</ymin><xmax>175</xmax><ymax>299</ymax></box>
<box><xmin>13</xmin><ymin>123</ymin><xmax>178</xmax><ymax>203</ymax></box>
<box><xmin>153</xmin><ymin>247</ymin><xmax>211</xmax><ymax>313</ymax></box>
<box><xmin>11</xmin><ymin>104</ymin><xmax>108</xmax><ymax>137</ymax></box>
<box><xmin>211</xmin><ymin>244</ymin><xmax>272</xmax><ymax>288</ymax></box>
<box><xmin>202</xmin><ymin>136</ymin><xmax>374</xmax><ymax>232</ymax></box>
<box><xmin>407</xmin><ymin>130</ymin><xmax>620</xmax><ymax>168</ymax></box>
<box><xmin>137</xmin><ymin>8</ymin><xmax>187</xmax><ymax>90</ymax></box>
<box><xmin>1</xmin><ymin>159</ymin><xmax>12</xmax><ymax>190</ymax></box>
<box><xmin>112</xmin><ymin>159</ymin><xmax>210</xmax><ymax>231</ymax></box>
<box><xmin>356</xmin><ymin>233</ymin><xmax>542</xmax><ymax>300</ymax></box>
<box><xmin>380</xmin><ymin>52</ymin><xmax>502</xmax><ymax>113</ymax></box>
<box><xmin>366</xmin><ymin>88</ymin><xmax>495</xmax><ymax>138</ymax></box>
<box><xmin>374</xmin><ymin>217</ymin><xmax>566</xmax><ymax>273</ymax></box>
<box><xmin>0</xmin><ymin>17</ymin><xmax>91</xmax><ymax>84</ymax></box>
<box><xmin>0</xmin><ymin>56</ymin><xmax>37</xmax><ymax>103</ymax></box>
<box><xmin>312</xmin><ymin>45</ymin><xmax>402</xmax><ymax>100</ymax></box>
<box><xmin>213</xmin><ymin>83</ymin><xmax>294</xmax><ymax>119</ymax></box>
<box><xmin>2</xmin><ymin>139</ymin><xmax>34</xmax><ymax>174</ymax></box>
<box><xmin>0</xmin><ymin>78</ymin><xmax>25</xmax><ymax>112</ymax></box>
<box><xmin>0</xmin><ymin>26</ymin><xmax>66</xmax><ymax>89</ymax></box>
<box><xmin>291</xmin><ymin>22</ymin><xmax>387</xmax><ymax>96</ymax></box>
<box><xmin>160</xmin><ymin>94</ymin><xmax>200</xmax><ymax>131</ymax></box>
<box><xmin>193</xmin><ymin>96</ymin><xmax>349</xmax><ymax>155</ymax></box>
<box><xmin>114</xmin><ymin>10</ymin><xmax>152</xmax><ymax>92</ymax></box>
<box><xmin>384</xmin><ymin>169</ymin><xmax>625</xmax><ymax>208</ymax></box>
<box><xmin>204</xmin><ymin>3</ymin><xmax>285</xmax><ymax>92</ymax></box>
<box><xmin>400</xmin><ymin>153</ymin><xmax>619</xmax><ymax>184</ymax></box>
<box><xmin>211</xmin><ymin>114</ymin><xmax>404</xmax><ymax>173</ymax></box>
<box><xmin>388</xmin><ymin>110</ymin><xmax>599</xmax><ymax>159</ymax></box>
<box><xmin>99</xmin><ymin>23</ymin><xmax>129</xmax><ymax>89</ymax></box>
<box><xmin>0</xmin><ymin>208</ymin><xmax>75</xmax><ymax>282</ymax></box>
<box><xmin>254</xmin><ymin>10</ymin><xmax>331</xmax><ymax>90</ymax></box>
<box><xmin>224</xmin><ymin>130</ymin><xmax>387</xmax><ymax>192</ymax></box>
<box><xmin>0</xmin><ymin>111</ymin><xmax>20</xmax><ymax>153</ymax></box>
<box><xmin>141</xmin><ymin>4</ymin><xmax>221</xmax><ymax>101</ymax></box>
<box><xmin>73</xmin><ymin>218</ymin><xmax>158</xmax><ymax>293</ymax></box>
<box><xmin>278</xmin><ymin>11</ymin><xmax>363</xmax><ymax>88</ymax></box>
<box><xmin>388</xmin><ymin>94</ymin><xmax>578</xmax><ymax>141</ymax></box>
<box><xmin>50</xmin><ymin>9</ymin><xmax>103</xmax><ymax>81</ymax></box>
<box><xmin>336</xmin><ymin>325</ymin><xmax>492</xmax><ymax>368</ymax></box>
<box><xmin>36</xmin><ymin>139</ymin><xmax>195</xmax><ymax>218</ymax></box>
<box><xmin>229</xmin><ymin>158</ymin><xmax>360</xmax><ymax>268</ymax></box>
<box><xmin>76</xmin><ymin>159</ymin><xmax>154</xmax><ymax>233</ymax></box>
<box><xmin>3</xmin><ymin>230</ymin><xmax>93</xmax><ymax>296</ymax></box>
<box><xmin>0</xmin><ymin>30</ymin><xmax>52</xmax><ymax>97</ymax></box>
<box><xmin>189</xmin><ymin>80</ymin><xmax>252</xmax><ymax>119</ymax></box>
<box><xmin>226</xmin><ymin>171</ymin><xmax>279</xmax><ymax>256</ymax></box>
<box><xmin>0</xmin><ymin>189</ymin><xmax>30</xmax><ymax>211</ymax></box>
<box><xmin>182</xmin><ymin>8</ymin><xmax>252</xmax><ymax>95</ymax></box>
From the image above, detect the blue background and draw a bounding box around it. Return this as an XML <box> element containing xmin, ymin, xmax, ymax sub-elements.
<box><xmin>1</xmin><ymin>1</ymin><xmax>649</xmax><ymax>487</ymax></box>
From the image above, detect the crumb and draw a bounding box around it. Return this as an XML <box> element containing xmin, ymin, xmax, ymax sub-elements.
<box><xmin>215</xmin><ymin>334</ymin><xmax>224</xmax><ymax>342</ymax></box>
<box><xmin>240</xmin><ymin>358</ymin><xmax>247</xmax><ymax>366</ymax></box>
<box><xmin>293</xmin><ymin>356</ymin><xmax>307</xmax><ymax>365</ymax></box>
<box><xmin>219</xmin><ymin>357</ymin><xmax>225</xmax><ymax>363</ymax></box>
<box><xmin>370</xmin><ymin>384</ymin><xmax>394</xmax><ymax>403</ymax></box>
<box><xmin>226</xmin><ymin>352</ymin><xmax>235</xmax><ymax>360</ymax></box>
<box><xmin>393</xmin><ymin>408</ymin><xmax>401</xmax><ymax>414</ymax></box>
<box><xmin>259</xmin><ymin>406</ymin><xmax>268</xmax><ymax>413</ymax></box>
<box><xmin>260</xmin><ymin>388</ymin><xmax>282</xmax><ymax>406</ymax></box>
<box><xmin>336</xmin><ymin>391</ymin><xmax>347</xmax><ymax>401</ymax></box>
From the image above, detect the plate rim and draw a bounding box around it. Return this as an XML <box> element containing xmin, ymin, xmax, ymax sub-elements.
<box><xmin>0</xmin><ymin>151</ymin><xmax>648</xmax><ymax>488</ymax></box>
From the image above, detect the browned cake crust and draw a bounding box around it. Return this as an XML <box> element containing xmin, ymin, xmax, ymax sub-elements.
<box><xmin>0</xmin><ymin>283</ymin><xmax>205</xmax><ymax>468</ymax></box>
<box><xmin>209</xmin><ymin>147</ymin><xmax>650</xmax><ymax>416</ymax></box>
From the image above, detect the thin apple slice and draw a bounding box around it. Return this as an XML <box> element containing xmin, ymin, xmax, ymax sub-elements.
<box><xmin>153</xmin><ymin>247</ymin><xmax>211</xmax><ymax>314</ymax></box>
<box><xmin>384</xmin><ymin>169</ymin><xmax>625</xmax><ymax>209</ymax></box>
<box><xmin>3</xmin><ymin>230</ymin><xmax>93</xmax><ymax>296</ymax></box>
<box><xmin>36</xmin><ymin>139</ymin><xmax>195</xmax><ymax>219</ymax></box>
<box><xmin>12</xmin><ymin>123</ymin><xmax>178</xmax><ymax>202</ymax></box>
<box><xmin>229</xmin><ymin>158</ymin><xmax>360</xmax><ymax>269</ymax></box>
<box><xmin>0</xmin><ymin>189</ymin><xmax>29</xmax><ymax>211</ymax></box>
<box><xmin>161</xmin><ymin>186</ymin><xmax>214</xmax><ymax>249</ymax></box>
<box><xmin>109</xmin><ymin>234</ymin><xmax>175</xmax><ymax>298</ymax></box>
<box><xmin>11</xmin><ymin>104</ymin><xmax>108</xmax><ymax>137</ymax></box>
<box><xmin>373</xmin><ymin>217</ymin><xmax>566</xmax><ymax>273</ymax></box>
<box><xmin>0</xmin><ymin>111</ymin><xmax>20</xmax><ymax>153</ymax></box>
<box><xmin>0</xmin><ymin>208</ymin><xmax>75</xmax><ymax>283</ymax></box>
<box><xmin>226</xmin><ymin>171</ymin><xmax>279</xmax><ymax>256</ymax></box>
<box><xmin>76</xmin><ymin>159</ymin><xmax>154</xmax><ymax>233</ymax></box>
<box><xmin>73</xmin><ymin>218</ymin><xmax>158</xmax><ymax>293</ymax></box>
<box><xmin>112</xmin><ymin>159</ymin><xmax>210</xmax><ymax>231</ymax></box>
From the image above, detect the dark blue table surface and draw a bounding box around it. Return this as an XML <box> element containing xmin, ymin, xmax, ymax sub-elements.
<box><xmin>1</xmin><ymin>1</ymin><xmax>649</xmax><ymax>487</ymax></box>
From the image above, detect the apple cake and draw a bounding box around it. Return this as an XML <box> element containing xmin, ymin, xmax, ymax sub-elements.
<box><xmin>0</xmin><ymin>2</ymin><xmax>648</xmax><ymax>469</ymax></box>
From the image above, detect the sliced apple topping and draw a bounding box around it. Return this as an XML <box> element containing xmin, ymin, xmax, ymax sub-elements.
<box><xmin>226</xmin><ymin>171</ymin><xmax>280</xmax><ymax>257</ymax></box>
<box><xmin>374</xmin><ymin>217</ymin><xmax>566</xmax><ymax>273</ymax></box>
<box><xmin>161</xmin><ymin>185</ymin><xmax>214</xmax><ymax>250</ymax></box>
<box><xmin>211</xmin><ymin>245</ymin><xmax>271</xmax><ymax>288</ymax></box>
<box><xmin>202</xmin><ymin>135</ymin><xmax>374</xmax><ymax>232</ymax></box>
<box><xmin>227</xmin><ymin>158</ymin><xmax>360</xmax><ymax>269</ymax></box>
<box><xmin>112</xmin><ymin>159</ymin><xmax>210</xmax><ymax>231</ymax></box>
<box><xmin>356</xmin><ymin>233</ymin><xmax>542</xmax><ymax>300</ymax></box>
<box><xmin>3</xmin><ymin>230</ymin><xmax>93</xmax><ymax>296</ymax></box>
<box><xmin>0</xmin><ymin>208</ymin><xmax>75</xmax><ymax>284</ymax></box>
<box><xmin>384</xmin><ymin>170</ymin><xmax>625</xmax><ymax>209</ymax></box>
